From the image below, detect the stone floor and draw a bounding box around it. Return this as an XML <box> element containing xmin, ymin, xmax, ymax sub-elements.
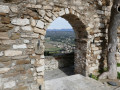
<box><xmin>45</xmin><ymin>74</ymin><xmax>116</xmax><ymax>90</ymax></box>
<box><xmin>45</xmin><ymin>66</ymin><xmax>74</xmax><ymax>80</ymax></box>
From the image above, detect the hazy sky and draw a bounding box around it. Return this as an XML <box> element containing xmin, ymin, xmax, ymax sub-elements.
<box><xmin>48</xmin><ymin>17</ymin><xmax>72</xmax><ymax>29</ymax></box>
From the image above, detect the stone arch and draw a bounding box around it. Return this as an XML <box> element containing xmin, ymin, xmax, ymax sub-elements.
<box><xmin>42</xmin><ymin>8</ymin><xmax>88</xmax><ymax>76</ymax></box>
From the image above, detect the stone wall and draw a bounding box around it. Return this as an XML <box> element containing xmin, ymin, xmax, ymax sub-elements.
<box><xmin>45</xmin><ymin>53</ymin><xmax>74</xmax><ymax>71</ymax></box>
<box><xmin>0</xmin><ymin>0</ymin><xmax>118</xmax><ymax>90</ymax></box>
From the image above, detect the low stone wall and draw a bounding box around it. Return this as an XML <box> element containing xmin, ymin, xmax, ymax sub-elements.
<box><xmin>45</xmin><ymin>53</ymin><xmax>74</xmax><ymax>71</ymax></box>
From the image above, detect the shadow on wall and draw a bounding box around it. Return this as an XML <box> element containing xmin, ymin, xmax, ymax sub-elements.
<box><xmin>62</xmin><ymin>14</ymin><xmax>88</xmax><ymax>76</ymax></box>
<box><xmin>45</xmin><ymin>52</ymin><xmax>74</xmax><ymax>75</ymax></box>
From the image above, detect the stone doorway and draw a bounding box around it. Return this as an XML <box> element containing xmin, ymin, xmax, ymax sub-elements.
<box><xmin>44</xmin><ymin>14</ymin><xmax>88</xmax><ymax>80</ymax></box>
<box><xmin>44</xmin><ymin>17</ymin><xmax>75</xmax><ymax>80</ymax></box>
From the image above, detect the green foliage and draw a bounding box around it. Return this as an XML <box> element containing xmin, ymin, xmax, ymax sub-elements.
<box><xmin>99</xmin><ymin>67</ymin><xmax>108</xmax><ymax>73</ymax></box>
<box><xmin>117</xmin><ymin>72</ymin><xmax>120</xmax><ymax>79</ymax></box>
<box><xmin>89</xmin><ymin>74</ymin><xmax>98</xmax><ymax>80</ymax></box>
<box><xmin>117</xmin><ymin>63</ymin><xmax>120</xmax><ymax>67</ymax></box>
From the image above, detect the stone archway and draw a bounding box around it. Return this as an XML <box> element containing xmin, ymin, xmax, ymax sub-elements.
<box><xmin>43</xmin><ymin>11</ymin><xmax>88</xmax><ymax>76</ymax></box>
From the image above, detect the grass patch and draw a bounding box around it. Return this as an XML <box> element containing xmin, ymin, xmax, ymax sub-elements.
<box><xmin>117</xmin><ymin>63</ymin><xmax>120</xmax><ymax>67</ymax></box>
<box><xmin>89</xmin><ymin>74</ymin><xmax>98</xmax><ymax>80</ymax></box>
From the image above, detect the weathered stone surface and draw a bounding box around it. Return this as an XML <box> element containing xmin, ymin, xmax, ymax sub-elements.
<box><xmin>0</xmin><ymin>57</ymin><xmax>11</xmax><ymax>62</ymax></box>
<box><xmin>16</xmin><ymin>60</ymin><xmax>30</xmax><ymax>65</ymax></box>
<box><xmin>4</xmin><ymin>81</ymin><xmax>16</xmax><ymax>89</ymax></box>
<box><xmin>36</xmin><ymin>20</ymin><xmax>44</xmax><ymax>29</ymax></box>
<box><xmin>45</xmin><ymin>74</ymin><xmax>111</xmax><ymax>90</ymax></box>
<box><xmin>37</xmin><ymin>77</ymin><xmax>44</xmax><ymax>85</ymax></box>
<box><xmin>0</xmin><ymin>24</ymin><xmax>13</xmax><ymax>32</ymax></box>
<box><xmin>26</xmin><ymin>4</ymin><xmax>42</xmax><ymax>8</ymax></box>
<box><xmin>5</xmin><ymin>50</ymin><xmax>22</xmax><ymax>56</ymax></box>
<box><xmin>28</xmin><ymin>0</ymin><xmax>37</xmax><ymax>4</ymax></box>
<box><xmin>10</xmin><ymin>33</ymin><xmax>20</xmax><ymax>40</ymax></box>
<box><xmin>12</xmin><ymin>55</ymin><xmax>28</xmax><ymax>60</ymax></box>
<box><xmin>59</xmin><ymin>10</ymin><xmax>65</xmax><ymax>16</ymax></box>
<box><xmin>0</xmin><ymin>40</ymin><xmax>16</xmax><ymax>44</ymax></box>
<box><xmin>0</xmin><ymin>32</ymin><xmax>9</xmax><ymax>40</ymax></box>
<box><xmin>13</xmin><ymin>44</ymin><xmax>27</xmax><ymax>49</ymax></box>
<box><xmin>38</xmin><ymin>10</ymin><xmax>45</xmax><ymax>17</ymax></box>
<box><xmin>10</xmin><ymin>5</ymin><xmax>18</xmax><ymax>13</ymax></box>
<box><xmin>27</xmin><ymin>9</ymin><xmax>39</xmax><ymax>19</ymax></box>
<box><xmin>21</xmin><ymin>33</ymin><xmax>39</xmax><ymax>38</ymax></box>
<box><xmin>0</xmin><ymin>51</ymin><xmax>3</xmax><ymax>56</ymax></box>
<box><xmin>0</xmin><ymin>68</ymin><xmax>10</xmax><ymax>74</ymax></box>
<box><xmin>0</xmin><ymin>12</ymin><xmax>6</xmax><ymax>16</ymax></box>
<box><xmin>0</xmin><ymin>5</ymin><xmax>10</xmax><ymax>13</ymax></box>
<box><xmin>33</xmin><ymin>27</ymin><xmax>46</xmax><ymax>35</ymax></box>
<box><xmin>65</xmin><ymin>8</ymin><xmax>69</xmax><ymax>14</ymax></box>
<box><xmin>36</xmin><ymin>66</ymin><xmax>44</xmax><ymax>72</ymax></box>
<box><xmin>21</xmin><ymin>26</ymin><xmax>32</xmax><ymax>31</ymax></box>
<box><xmin>24</xmin><ymin>39</ymin><xmax>30</xmax><ymax>43</ymax></box>
<box><xmin>30</xmin><ymin>17</ymin><xmax>36</xmax><ymax>26</ymax></box>
<box><xmin>43</xmin><ymin>6</ymin><xmax>52</xmax><ymax>9</ymax></box>
<box><xmin>0</xmin><ymin>44</ymin><xmax>11</xmax><ymax>51</ymax></box>
<box><xmin>1</xmin><ymin>17</ymin><xmax>10</xmax><ymax>24</ymax></box>
<box><xmin>11</xmin><ymin>18</ymin><xmax>30</xmax><ymax>26</ymax></box>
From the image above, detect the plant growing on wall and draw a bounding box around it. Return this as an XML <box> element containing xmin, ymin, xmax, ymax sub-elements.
<box><xmin>99</xmin><ymin>0</ymin><xmax>120</xmax><ymax>79</ymax></box>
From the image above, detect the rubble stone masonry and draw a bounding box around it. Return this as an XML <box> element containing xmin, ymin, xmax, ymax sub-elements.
<box><xmin>0</xmin><ymin>0</ymin><xmax>119</xmax><ymax>90</ymax></box>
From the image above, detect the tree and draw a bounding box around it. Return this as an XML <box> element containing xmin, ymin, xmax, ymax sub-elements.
<box><xmin>99</xmin><ymin>0</ymin><xmax>120</xmax><ymax>79</ymax></box>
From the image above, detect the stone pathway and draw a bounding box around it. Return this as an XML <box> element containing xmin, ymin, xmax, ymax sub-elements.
<box><xmin>45</xmin><ymin>74</ymin><xmax>117</xmax><ymax>90</ymax></box>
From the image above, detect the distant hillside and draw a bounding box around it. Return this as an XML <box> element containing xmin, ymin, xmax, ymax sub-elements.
<box><xmin>47</xmin><ymin>29</ymin><xmax>74</xmax><ymax>31</ymax></box>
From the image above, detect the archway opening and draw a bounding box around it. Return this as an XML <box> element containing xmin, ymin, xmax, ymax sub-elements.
<box><xmin>44</xmin><ymin>17</ymin><xmax>75</xmax><ymax>80</ymax></box>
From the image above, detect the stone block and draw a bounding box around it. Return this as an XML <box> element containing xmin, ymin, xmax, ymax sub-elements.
<box><xmin>10</xmin><ymin>33</ymin><xmax>20</xmax><ymax>40</ymax></box>
<box><xmin>0</xmin><ymin>57</ymin><xmax>11</xmax><ymax>62</ymax></box>
<box><xmin>21</xmin><ymin>26</ymin><xmax>32</xmax><ymax>31</ymax></box>
<box><xmin>0</xmin><ymin>40</ymin><xmax>16</xmax><ymax>44</ymax></box>
<box><xmin>0</xmin><ymin>44</ymin><xmax>11</xmax><ymax>51</ymax></box>
<box><xmin>11</xmin><ymin>18</ymin><xmax>30</xmax><ymax>26</ymax></box>
<box><xmin>12</xmin><ymin>55</ymin><xmax>28</xmax><ymax>60</ymax></box>
<box><xmin>21</xmin><ymin>33</ymin><xmax>39</xmax><ymax>38</ymax></box>
<box><xmin>59</xmin><ymin>9</ymin><xmax>65</xmax><ymax>16</ymax></box>
<box><xmin>24</xmin><ymin>39</ymin><xmax>30</xmax><ymax>43</ymax></box>
<box><xmin>36</xmin><ymin>66</ymin><xmax>44</xmax><ymax>72</ymax></box>
<box><xmin>65</xmin><ymin>8</ymin><xmax>69</xmax><ymax>14</ymax></box>
<box><xmin>13</xmin><ymin>44</ymin><xmax>27</xmax><ymax>49</ymax></box>
<box><xmin>38</xmin><ymin>10</ymin><xmax>45</xmax><ymax>17</ymax></box>
<box><xmin>26</xmin><ymin>4</ymin><xmax>42</xmax><ymax>8</ymax></box>
<box><xmin>0</xmin><ymin>32</ymin><xmax>9</xmax><ymax>40</ymax></box>
<box><xmin>34</xmin><ymin>27</ymin><xmax>46</xmax><ymax>35</ymax></box>
<box><xmin>14</xmin><ymin>26</ymin><xmax>20</xmax><ymax>32</ymax></box>
<box><xmin>0</xmin><ymin>51</ymin><xmax>3</xmax><ymax>56</ymax></box>
<box><xmin>36</xmin><ymin>20</ymin><xmax>44</xmax><ymax>29</ymax></box>
<box><xmin>0</xmin><ymin>68</ymin><xmax>10</xmax><ymax>74</ymax></box>
<box><xmin>10</xmin><ymin>5</ymin><xmax>18</xmax><ymax>13</ymax></box>
<box><xmin>30</xmin><ymin>17</ymin><xmax>36</xmax><ymax>27</ymax></box>
<box><xmin>15</xmin><ymin>65</ymin><xmax>24</xmax><ymax>71</ymax></box>
<box><xmin>4</xmin><ymin>81</ymin><xmax>16</xmax><ymax>89</ymax></box>
<box><xmin>43</xmin><ymin>6</ymin><xmax>52</xmax><ymax>9</ymax></box>
<box><xmin>0</xmin><ymin>5</ymin><xmax>10</xmax><ymax>13</ymax></box>
<box><xmin>16</xmin><ymin>60</ymin><xmax>30</xmax><ymax>65</ymax></box>
<box><xmin>37</xmin><ymin>78</ymin><xmax>44</xmax><ymax>85</ymax></box>
<box><xmin>5</xmin><ymin>50</ymin><xmax>22</xmax><ymax>56</ymax></box>
<box><xmin>1</xmin><ymin>17</ymin><xmax>10</xmax><ymax>24</ymax></box>
<box><xmin>27</xmin><ymin>9</ymin><xmax>39</xmax><ymax>19</ymax></box>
